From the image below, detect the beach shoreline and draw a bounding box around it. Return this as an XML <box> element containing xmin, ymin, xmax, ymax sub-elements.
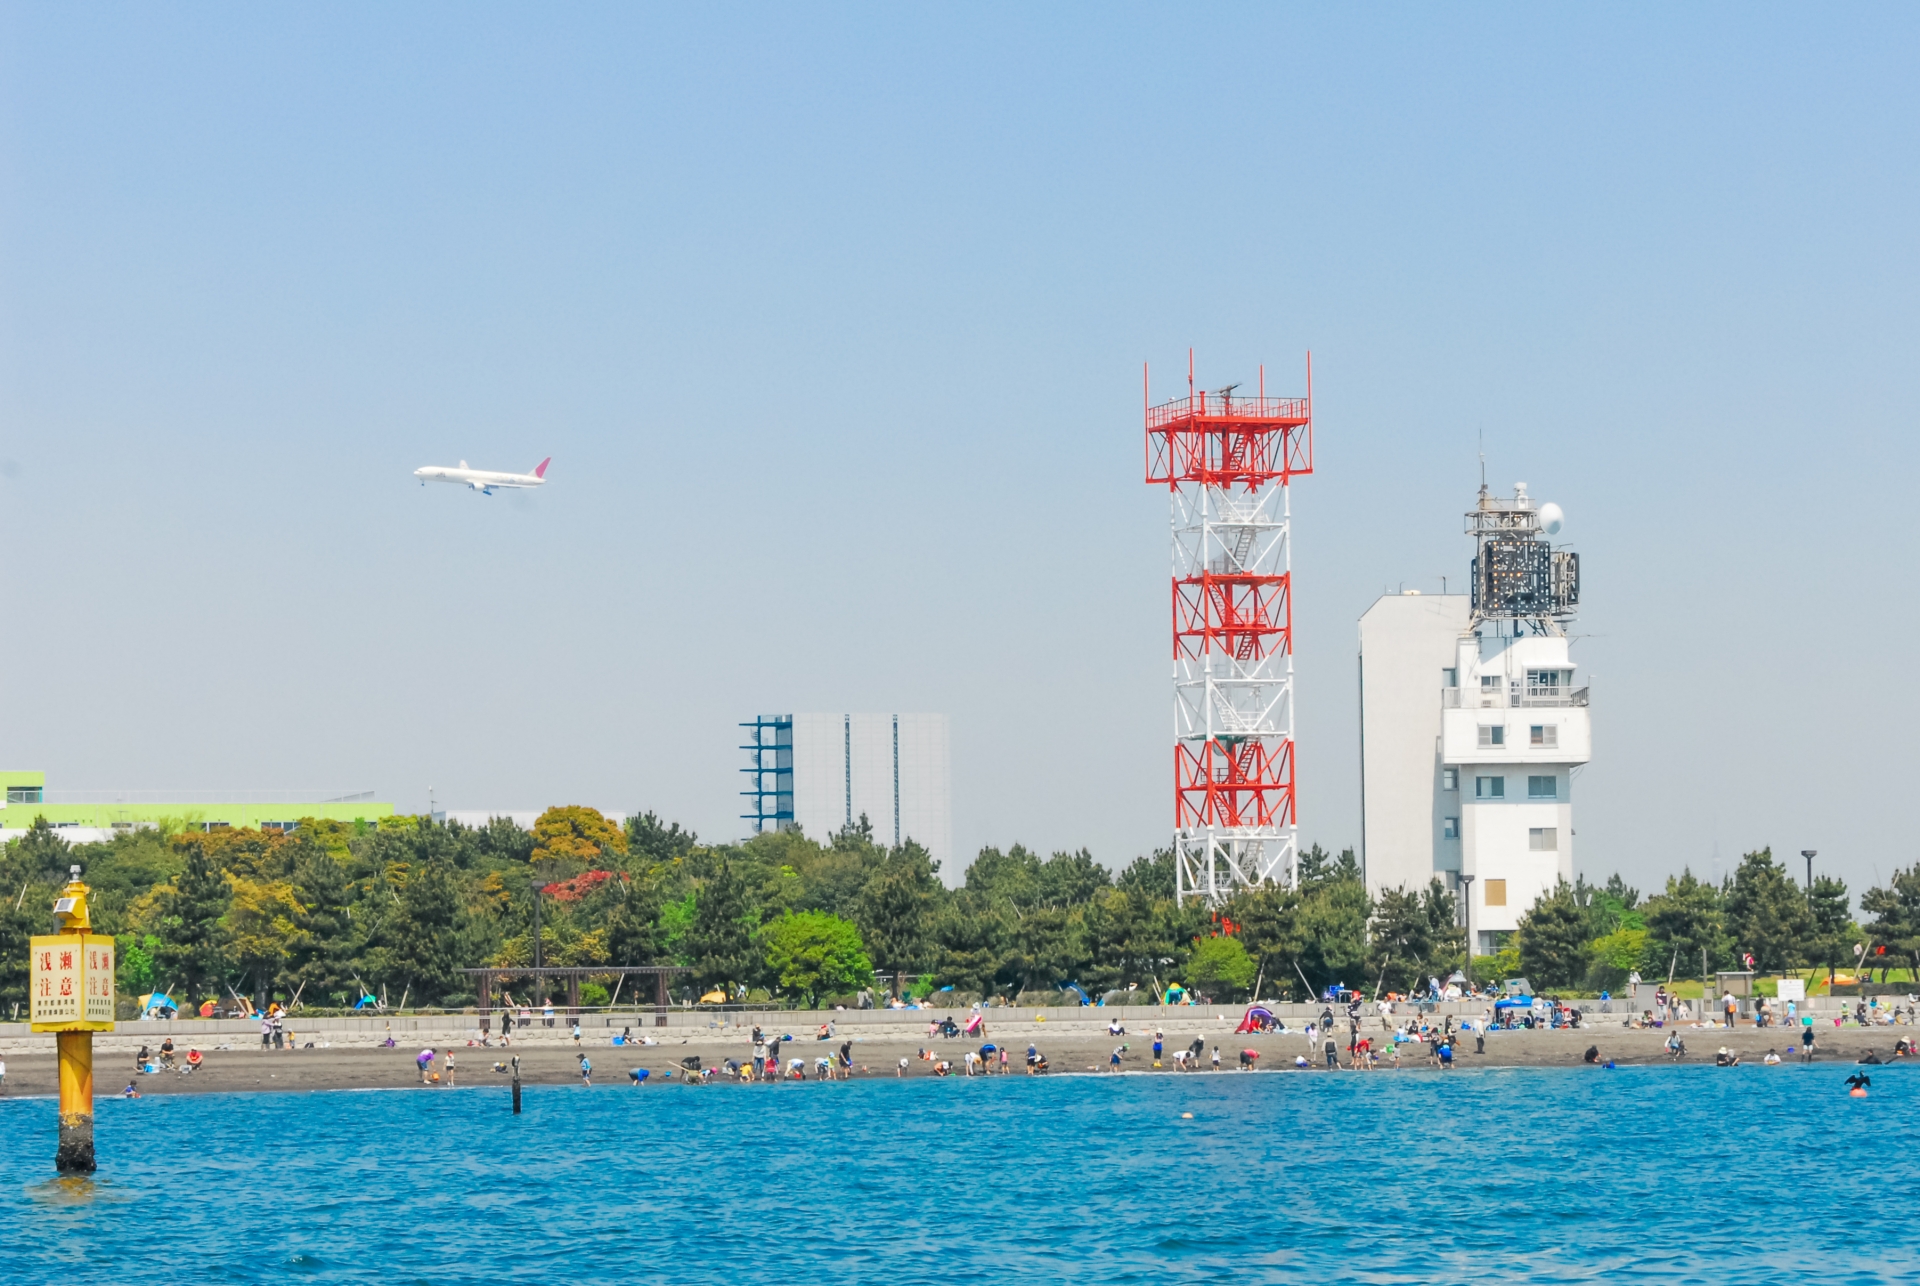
<box><xmin>0</xmin><ymin>1021</ymin><xmax>1907</xmax><ymax>1098</ymax></box>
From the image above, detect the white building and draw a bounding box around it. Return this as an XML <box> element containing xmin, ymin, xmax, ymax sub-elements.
<box><xmin>741</xmin><ymin>713</ymin><xmax>951</xmax><ymax>868</ymax></box>
<box><xmin>1359</xmin><ymin>483</ymin><xmax>1588</xmax><ymax>952</ymax></box>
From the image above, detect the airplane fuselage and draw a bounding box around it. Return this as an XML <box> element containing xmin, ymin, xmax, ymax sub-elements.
<box><xmin>414</xmin><ymin>458</ymin><xmax>550</xmax><ymax>495</ymax></box>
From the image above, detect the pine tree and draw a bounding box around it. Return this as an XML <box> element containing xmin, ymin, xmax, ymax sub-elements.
<box><xmin>1724</xmin><ymin>848</ymin><xmax>1811</xmax><ymax>973</ymax></box>
<box><xmin>1517</xmin><ymin>881</ymin><xmax>1589</xmax><ymax>989</ymax></box>
<box><xmin>288</xmin><ymin>840</ymin><xmax>358</xmax><ymax>1004</ymax></box>
<box><xmin>855</xmin><ymin>841</ymin><xmax>942</xmax><ymax>976</ymax></box>
<box><xmin>1642</xmin><ymin>869</ymin><xmax>1728</xmax><ymax>983</ymax></box>
<box><xmin>1805</xmin><ymin>874</ymin><xmax>1852</xmax><ymax>983</ymax></box>
<box><xmin>684</xmin><ymin>861</ymin><xmax>758</xmax><ymax>992</ymax></box>
<box><xmin>157</xmin><ymin>841</ymin><xmax>232</xmax><ymax>1004</ymax></box>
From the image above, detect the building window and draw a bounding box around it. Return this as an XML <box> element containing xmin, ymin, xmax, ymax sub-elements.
<box><xmin>1477</xmin><ymin>725</ymin><xmax>1505</xmax><ymax>748</ymax></box>
<box><xmin>1485</xmin><ymin>879</ymin><xmax>1507</xmax><ymax>907</ymax></box>
<box><xmin>202</xmin><ymin>821</ymin><xmax>231</xmax><ymax>832</ymax></box>
<box><xmin>1526</xmin><ymin>669</ymin><xmax>1564</xmax><ymax>694</ymax></box>
<box><xmin>6</xmin><ymin>787</ymin><xmax>42</xmax><ymax>804</ymax></box>
<box><xmin>1528</xmin><ymin>775</ymin><xmax>1557</xmax><ymax>799</ymax></box>
<box><xmin>1443</xmin><ymin>816</ymin><xmax>1460</xmax><ymax>839</ymax></box>
<box><xmin>1529</xmin><ymin>827</ymin><xmax>1559</xmax><ymax>851</ymax></box>
<box><xmin>1530</xmin><ymin>724</ymin><xmax>1558</xmax><ymax>748</ymax></box>
<box><xmin>1442</xmin><ymin>668</ymin><xmax>1458</xmax><ymax>688</ymax></box>
<box><xmin>1480</xmin><ymin>674</ymin><xmax>1500</xmax><ymax>690</ymax></box>
<box><xmin>1475</xmin><ymin>776</ymin><xmax>1505</xmax><ymax>799</ymax></box>
<box><xmin>1442</xmin><ymin>768</ymin><xmax>1458</xmax><ymax>791</ymax></box>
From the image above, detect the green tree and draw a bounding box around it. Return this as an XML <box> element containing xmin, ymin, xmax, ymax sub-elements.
<box><xmin>1227</xmin><ymin>882</ymin><xmax>1300</xmax><ymax>1000</ymax></box>
<box><xmin>1805</xmin><ymin>874</ymin><xmax>1852</xmax><ymax>983</ymax></box>
<box><xmin>1294</xmin><ymin>868</ymin><xmax>1369</xmax><ymax>997</ymax></box>
<box><xmin>1367</xmin><ymin>879</ymin><xmax>1461</xmax><ymax>994</ymax></box>
<box><xmin>1585</xmin><ymin>927</ymin><xmax>1649</xmax><ymax>992</ymax></box>
<box><xmin>1723</xmin><ymin>848</ymin><xmax>1810</xmax><ymax>973</ymax></box>
<box><xmin>1186</xmin><ymin>935</ymin><xmax>1255</xmax><ymax>997</ymax></box>
<box><xmin>1862</xmin><ymin>864</ymin><xmax>1920</xmax><ymax>982</ymax></box>
<box><xmin>1116</xmin><ymin>848</ymin><xmax>1175</xmax><ymax>901</ymax></box>
<box><xmin>386</xmin><ymin>859</ymin><xmax>468</xmax><ymax>1002</ymax></box>
<box><xmin>1642</xmin><ymin>869</ymin><xmax>1728</xmax><ymax>983</ymax></box>
<box><xmin>684</xmin><ymin>861</ymin><xmax>758</xmax><ymax>991</ymax></box>
<box><xmin>1516</xmin><ymin>881</ymin><xmax>1589</xmax><ymax>990</ymax></box>
<box><xmin>855</xmin><ymin>842</ymin><xmax>942</xmax><ymax>978</ymax></box>
<box><xmin>156</xmin><ymin>840</ymin><xmax>232</xmax><ymax>1004</ymax></box>
<box><xmin>626</xmin><ymin>812</ymin><xmax>698</xmax><ymax>866</ymax></box>
<box><xmin>15</xmin><ymin>816</ymin><xmax>72</xmax><ymax>882</ymax></box>
<box><xmin>1035</xmin><ymin>849</ymin><xmax>1111</xmax><ymax>907</ymax></box>
<box><xmin>287</xmin><ymin>842</ymin><xmax>359</xmax><ymax>1003</ymax></box>
<box><xmin>760</xmin><ymin>910</ymin><xmax>872</xmax><ymax>1006</ymax></box>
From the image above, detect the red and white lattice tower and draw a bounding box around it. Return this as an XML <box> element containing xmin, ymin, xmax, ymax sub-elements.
<box><xmin>1144</xmin><ymin>353</ymin><xmax>1313</xmax><ymax>902</ymax></box>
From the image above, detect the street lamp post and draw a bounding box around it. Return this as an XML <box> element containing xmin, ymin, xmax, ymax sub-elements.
<box><xmin>1801</xmin><ymin>849</ymin><xmax>1816</xmax><ymax>890</ymax></box>
<box><xmin>1459</xmin><ymin>874</ymin><xmax>1476</xmax><ymax>985</ymax></box>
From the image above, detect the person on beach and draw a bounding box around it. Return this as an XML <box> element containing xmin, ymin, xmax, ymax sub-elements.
<box><xmin>1665</xmin><ymin>1031</ymin><xmax>1686</xmax><ymax>1060</ymax></box>
<box><xmin>1801</xmin><ymin>1026</ymin><xmax>1817</xmax><ymax>1062</ymax></box>
<box><xmin>999</xmin><ymin>1046</ymin><xmax>1009</xmax><ymax>1074</ymax></box>
<box><xmin>261</xmin><ymin>1013</ymin><xmax>273</xmax><ymax>1050</ymax></box>
<box><xmin>544</xmin><ymin>1000</ymin><xmax>555</xmax><ymax>1028</ymax></box>
<box><xmin>185</xmin><ymin>1048</ymin><xmax>202</xmax><ymax>1074</ymax></box>
<box><xmin>1153</xmin><ymin>1030</ymin><xmax>1164</xmax><ymax>1066</ymax></box>
<box><xmin>136</xmin><ymin>1045</ymin><xmax>151</xmax><ymax>1072</ymax></box>
<box><xmin>122</xmin><ymin>1082</ymin><xmax>139</xmax><ymax>1098</ymax></box>
<box><xmin>571</xmin><ymin>1021</ymin><xmax>581</xmax><ymax>1046</ymax></box>
<box><xmin>1109</xmin><ymin>1044</ymin><xmax>1126</xmax><ymax>1072</ymax></box>
<box><xmin>1439</xmin><ymin>1042</ymin><xmax>1453</xmax><ymax>1069</ymax></box>
<box><xmin>1211</xmin><ymin>1044</ymin><xmax>1221</xmax><ymax>1071</ymax></box>
<box><xmin>417</xmin><ymin>1049</ymin><xmax>435</xmax><ymax>1082</ymax></box>
<box><xmin>897</xmin><ymin>1057</ymin><xmax>909</xmax><ymax>1077</ymax></box>
<box><xmin>444</xmin><ymin>1053</ymin><xmax>456</xmax><ymax>1086</ymax></box>
<box><xmin>839</xmin><ymin>1041</ymin><xmax>854</xmax><ymax>1079</ymax></box>
<box><xmin>160</xmin><ymin>1037</ymin><xmax>177</xmax><ymax>1070</ymax></box>
<box><xmin>1325</xmin><ymin>1035</ymin><xmax>1339</xmax><ymax>1069</ymax></box>
<box><xmin>1764</xmin><ymin>1050</ymin><xmax>1782</xmax><ymax>1064</ymax></box>
<box><xmin>628</xmin><ymin>1068</ymin><xmax>649</xmax><ymax>1085</ymax></box>
<box><xmin>578</xmin><ymin>1054</ymin><xmax>592</xmax><ymax>1086</ymax></box>
<box><xmin>1722</xmin><ymin>993</ymin><xmax>1738</xmax><ymax>1029</ymax></box>
<box><xmin>272</xmin><ymin>1009</ymin><xmax>285</xmax><ymax>1050</ymax></box>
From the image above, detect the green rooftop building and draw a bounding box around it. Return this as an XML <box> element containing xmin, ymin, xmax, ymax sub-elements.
<box><xmin>0</xmin><ymin>770</ymin><xmax>395</xmax><ymax>834</ymax></box>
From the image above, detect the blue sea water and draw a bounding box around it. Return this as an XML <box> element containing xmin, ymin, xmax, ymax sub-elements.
<box><xmin>0</xmin><ymin>1065</ymin><xmax>1912</xmax><ymax>1284</ymax></box>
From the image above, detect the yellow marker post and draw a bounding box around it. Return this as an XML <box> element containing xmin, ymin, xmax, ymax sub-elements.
<box><xmin>31</xmin><ymin>864</ymin><xmax>114</xmax><ymax>1173</ymax></box>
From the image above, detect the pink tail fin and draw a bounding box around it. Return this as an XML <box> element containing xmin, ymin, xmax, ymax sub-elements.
<box><xmin>532</xmin><ymin>457</ymin><xmax>551</xmax><ymax>479</ymax></box>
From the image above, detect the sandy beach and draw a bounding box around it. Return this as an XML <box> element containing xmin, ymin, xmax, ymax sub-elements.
<box><xmin>0</xmin><ymin>1017</ymin><xmax>1907</xmax><ymax>1097</ymax></box>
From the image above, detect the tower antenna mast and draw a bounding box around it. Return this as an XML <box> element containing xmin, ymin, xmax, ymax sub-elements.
<box><xmin>1144</xmin><ymin>353</ymin><xmax>1315</xmax><ymax>901</ymax></box>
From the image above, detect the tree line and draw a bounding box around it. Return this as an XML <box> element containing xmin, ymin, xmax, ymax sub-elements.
<box><xmin>0</xmin><ymin>808</ymin><xmax>1911</xmax><ymax>1013</ymax></box>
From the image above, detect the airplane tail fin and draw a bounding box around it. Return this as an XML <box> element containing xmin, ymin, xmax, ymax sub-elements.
<box><xmin>532</xmin><ymin>457</ymin><xmax>551</xmax><ymax>479</ymax></box>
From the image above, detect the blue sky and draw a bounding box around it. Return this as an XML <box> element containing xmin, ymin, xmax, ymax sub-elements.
<box><xmin>2</xmin><ymin>6</ymin><xmax>1916</xmax><ymax>896</ymax></box>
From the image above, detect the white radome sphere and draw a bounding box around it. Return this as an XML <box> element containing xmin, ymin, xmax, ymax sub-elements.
<box><xmin>1537</xmin><ymin>502</ymin><xmax>1564</xmax><ymax>536</ymax></box>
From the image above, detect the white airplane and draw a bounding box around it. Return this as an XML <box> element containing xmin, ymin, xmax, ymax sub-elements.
<box><xmin>413</xmin><ymin>457</ymin><xmax>551</xmax><ymax>495</ymax></box>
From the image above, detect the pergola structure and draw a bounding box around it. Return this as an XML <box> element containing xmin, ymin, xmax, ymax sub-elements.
<box><xmin>460</xmin><ymin>965</ymin><xmax>693</xmax><ymax>1030</ymax></box>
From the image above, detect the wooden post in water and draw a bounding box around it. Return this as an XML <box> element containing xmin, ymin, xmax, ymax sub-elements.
<box><xmin>511</xmin><ymin>1054</ymin><xmax>522</xmax><ymax>1114</ymax></box>
<box><xmin>32</xmin><ymin>865</ymin><xmax>114</xmax><ymax>1174</ymax></box>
